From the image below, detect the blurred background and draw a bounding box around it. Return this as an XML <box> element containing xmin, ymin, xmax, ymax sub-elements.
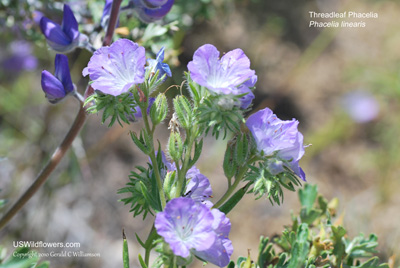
<box><xmin>1</xmin><ymin>0</ymin><xmax>400</xmax><ymax>267</ymax></box>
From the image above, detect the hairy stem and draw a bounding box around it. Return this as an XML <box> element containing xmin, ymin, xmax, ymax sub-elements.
<box><xmin>175</xmin><ymin>131</ymin><xmax>195</xmax><ymax>198</ymax></box>
<box><xmin>142</xmin><ymin>112</ymin><xmax>166</xmax><ymax>209</ymax></box>
<box><xmin>0</xmin><ymin>0</ymin><xmax>123</xmax><ymax>230</ymax></box>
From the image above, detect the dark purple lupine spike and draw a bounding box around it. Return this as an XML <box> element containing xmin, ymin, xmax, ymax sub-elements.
<box><xmin>39</xmin><ymin>4</ymin><xmax>81</xmax><ymax>53</ymax></box>
<box><xmin>41</xmin><ymin>54</ymin><xmax>74</xmax><ymax>104</ymax></box>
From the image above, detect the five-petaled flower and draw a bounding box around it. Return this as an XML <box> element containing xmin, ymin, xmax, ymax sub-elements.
<box><xmin>82</xmin><ymin>39</ymin><xmax>146</xmax><ymax>96</ymax></box>
<box><xmin>188</xmin><ymin>44</ymin><xmax>256</xmax><ymax>109</ymax></box>
<box><xmin>40</xmin><ymin>4</ymin><xmax>84</xmax><ymax>53</ymax></box>
<box><xmin>132</xmin><ymin>0</ymin><xmax>175</xmax><ymax>23</ymax></box>
<box><xmin>41</xmin><ymin>54</ymin><xmax>74</xmax><ymax>104</ymax></box>
<box><xmin>155</xmin><ymin>197</ymin><xmax>232</xmax><ymax>267</ymax></box>
<box><xmin>246</xmin><ymin>107</ymin><xmax>306</xmax><ymax>180</ymax></box>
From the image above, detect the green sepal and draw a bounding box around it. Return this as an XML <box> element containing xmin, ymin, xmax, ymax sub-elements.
<box><xmin>163</xmin><ymin>170</ymin><xmax>177</xmax><ymax>200</ymax></box>
<box><xmin>173</xmin><ymin>95</ymin><xmax>193</xmax><ymax>130</ymax></box>
<box><xmin>223</xmin><ymin>143</ymin><xmax>237</xmax><ymax>180</ymax></box>
<box><xmin>150</xmin><ymin>93</ymin><xmax>168</xmax><ymax>126</ymax></box>
<box><xmin>168</xmin><ymin>132</ymin><xmax>183</xmax><ymax>163</ymax></box>
<box><xmin>235</xmin><ymin>134</ymin><xmax>249</xmax><ymax>167</ymax></box>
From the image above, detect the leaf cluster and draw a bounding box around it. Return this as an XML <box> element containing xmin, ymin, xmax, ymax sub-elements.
<box><xmin>231</xmin><ymin>184</ymin><xmax>390</xmax><ymax>268</ymax></box>
<box><xmin>118</xmin><ymin>151</ymin><xmax>167</xmax><ymax>218</ymax></box>
<box><xmin>246</xmin><ymin>159</ymin><xmax>302</xmax><ymax>205</ymax></box>
<box><xmin>84</xmin><ymin>92</ymin><xmax>137</xmax><ymax>127</ymax></box>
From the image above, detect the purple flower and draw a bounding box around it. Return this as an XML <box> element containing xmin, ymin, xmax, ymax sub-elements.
<box><xmin>188</xmin><ymin>44</ymin><xmax>256</xmax><ymax>109</ymax></box>
<box><xmin>40</xmin><ymin>4</ymin><xmax>83</xmax><ymax>53</ymax></box>
<box><xmin>147</xmin><ymin>47</ymin><xmax>172</xmax><ymax>82</ymax></box>
<box><xmin>155</xmin><ymin>198</ymin><xmax>232</xmax><ymax>266</ymax></box>
<box><xmin>82</xmin><ymin>39</ymin><xmax>146</xmax><ymax>96</ymax></box>
<box><xmin>185</xmin><ymin>167</ymin><xmax>213</xmax><ymax>207</ymax></box>
<box><xmin>342</xmin><ymin>90</ymin><xmax>379</xmax><ymax>123</ymax></box>
<box><xmin>193</xmin><ymin>209</ymin><xmax>233</xmax><ymax>267</ymax></box>
<box><xmin>132</xmin><ymin>0</ymin><xmax>174</xmax><ymax>22</ymax></box>
<box><xmin>1</xmin><ymin>41</ymin><xmax>38</xmax><ymax>73</ymax></box>
<box><xmin>246</xmin><ymin>107</ymin><xmax>306</xmax><ymax>180</ymax></box>
<box><xmin>41</xmin><ymin>54</ymin><xmax>74</xmax><ymax>104</ymax></box>
<box><xmin>155</xmin><ymin>197</ymin><xmax>216</xmax><ymax>258</ymax></box>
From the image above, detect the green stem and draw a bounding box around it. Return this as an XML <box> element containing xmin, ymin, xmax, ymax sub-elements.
<box><xmin>142</xmin><ymin>111</ymin><xmax>166</xmax><ymax>209</ymax></box>
<box><xmin>175</xmin><ymin>129</ymin><xmax>195</xmax><ymax>198</ymax></box>
<box><xmin>144</xmin><ymin>225</ymin><xmax>157</xmax><ymax>266</ymax></box>
<box><xmin>213</xmin><ymin>164</ymin><xmax>249</xmax><ymax>209</ymax></box>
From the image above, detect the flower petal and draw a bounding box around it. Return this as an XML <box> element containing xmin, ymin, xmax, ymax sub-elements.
<box><xmin>40</xmin><ymin>17</ymin><xmax>71</xmax><ymax>45</ymax></box>
<box><xmin>54</xmin><ymin>54</ymin><xmax>74</xmax><ymax>93</ymax></box>
<box><xmin>62</xmin><ymin>4</ymin><xmax>80</xmax><ymax>42</ymax></box>
<box><xmin>135</xmin><ymin>0</ymin><xmax>174</xmax><ymax>22</ymax></box>
<box><xmin>41</xmin><ymin>70</ymin><xmax>66</xmax><ymax>102</ymax></box>
<box><xmin>83</xmin><ymin>39</ymin><xmax>146</xmax><ymax>96</ymax></box>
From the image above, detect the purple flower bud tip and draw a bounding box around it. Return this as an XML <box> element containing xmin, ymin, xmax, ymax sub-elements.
<box><xmin>40</xmin><ymin>4</ymin><xmax>81</xmax><ymax>53</ymax></box>
<box><xmin>246</xmin><ymin>107</ymin><xmax>306</xmax><ymax>180</ymax></box>
<box><xmin>188</xmin><ymin>44</ymin><xmax>256</xmax><ymax>109</ymax></box>
<box><xmin>83</xmin><ymin>39</ymin><xmax>146</xmax><ymax>96</ymax></box>
<box><xmin>155</xmin><ymin>197</ymin><xmax>232</xmax><ymax>266</ymax></box>
<box><xmin>133</xmin><ymin>0</ymin><xmax>174</xmax><ymax>22</ymax></box>
<box><xmin>342</xmin><ymin>90</ymin><xmax>379</xmax><ymax>123</ymax></box>
<box><xmin>147</xmin><ymin>46</ymin><xmax>172</xmax><ymax>81</ymax></box>
<box><xmin>41</xmin><ymin>54</ymin><xmax>74</xmax><ymax>104</ymax></box>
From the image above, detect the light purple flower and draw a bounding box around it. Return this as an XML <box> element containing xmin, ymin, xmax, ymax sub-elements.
<box><xmin>246</xmin><ymin>107</ymin><xmax>306</xmax><ymax>180</ymax></box>
<box><xmin>82</xmin><ymin>39</ymin><xmax>146</xmax><ymax>96</ymax></box>
<box><xmin>40</xmin><ymin>4</ymin><xmax>82</xmax><ymax>53</ymax></box>
<box><xmin>155</xmin><ymin>198</ymin><xmax>232</xmax><ymax>266</ymax></box>
<box><xmin>132</xmin><ymin>0</ymin><xmax>174</xmax><ymax>22</ymax></box>
<box><xmin>193</xmin><ymin>209</ymin><xmax>233</xmax><ymax>267</ymax></box>
<box><xmin>41</xmin><ymin>54</ymin><xmax>74</xmax><ymax>104</ymax></box>
<box><xmin>147</xmin><ymin>47</ymin><xmax>172</xmax><ymax>82</ymax></box>
<box><xmin>342</xmin><ymin>90</ymin><xmax>379</xmax><ymax>123</ymax></box>
<box><xmin>188</xmin><ymin>44</ymin><xmax>256</xmax><ymax>109</ymax></box>
<box><xmin>185</xmin><ymin>167</ymin><xmax>213</xmax><ymax>207</ymax></box>
<box><xmin>155</xmin><ymin>197</ymin><xmax>216</xmax><ymax>258</ymax></box>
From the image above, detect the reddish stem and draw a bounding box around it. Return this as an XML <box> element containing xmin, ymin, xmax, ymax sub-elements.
<box><xmin>0</xmin><ymin>0</ymin><xmax>123</xmax><ymax>230</ymax></box>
